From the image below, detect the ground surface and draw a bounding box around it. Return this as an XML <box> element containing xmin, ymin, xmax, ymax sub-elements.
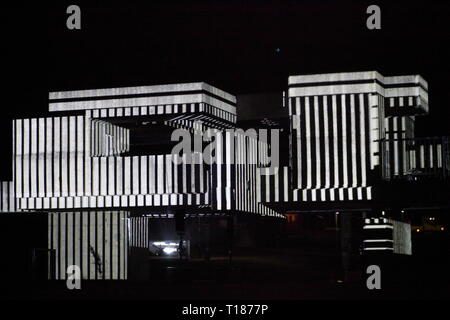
<box><xmin>10</xmin><ymin>242</ymin><xmax>449</xmax><ymax>300</ymax></box>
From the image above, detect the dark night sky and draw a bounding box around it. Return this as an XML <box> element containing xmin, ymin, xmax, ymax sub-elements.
<box><xmin>1</xmin><ymin>0</ymin><xmax>449</xmax><ymax>179</ymax></box>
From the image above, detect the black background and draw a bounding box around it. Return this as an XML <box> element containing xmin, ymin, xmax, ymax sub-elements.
<box><xmin>1</xmin><ymin>0</ymin><xmax>449</xmax><ymax>180</ymax></box>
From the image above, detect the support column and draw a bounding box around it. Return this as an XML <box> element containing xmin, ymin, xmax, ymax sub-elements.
<box><xmin>340</xmin><ymin>211</ymin><xmax>352</xmax><ymax>282</ymax></box>
<box><xmin>175</xmin><ymin>209</ymin><xmax>186</xmax><ymax>260</ymax></box>
<box><xmin>227</xmin><ymin>213</ymin><xmax>234</xmax><ymax>265</ymax></box>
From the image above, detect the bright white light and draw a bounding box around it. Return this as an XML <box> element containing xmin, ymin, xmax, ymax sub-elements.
<box><xmin>163</xmin><ymin>247</ymin><xmax>177</xmax><ymax>255</ymax></box>
<box><xmin>363</xmin><ymin>225</ymin><xmax>393</xmax><ymax>230</ymax></box>
<box><xmin>153</xmin><ymin>241</ymin><xmax>179</xmax><ymax>247</ymax></box>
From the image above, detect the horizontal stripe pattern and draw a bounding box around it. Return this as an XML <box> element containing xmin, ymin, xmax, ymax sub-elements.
<box><xmin>289</xmin><ymin>72</ymin><xmax>428</xmax><ymax>113</ymax></box>
<box><xmin>49</xmin><ymin>83</ymin><xmax>237</xmax><ymax>115</ymax></box>
<box><xmin>363</xmin><ymin>217</ymin><xmax>411</xmax><ymax>255</ymax></box>
<box><xmin>363</xmin><ymin>217</ymin><xmax>394</xmax><ymax>252</ymax></box>
<box><xmin>90</xmin><ymin>103</ymin><xmax>236</xmax><ymax>124</ymax></box>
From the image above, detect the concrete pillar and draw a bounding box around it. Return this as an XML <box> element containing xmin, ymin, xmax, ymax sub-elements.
<box><xmin>227</xmin><ymin>214</ymin><xmax>234</xmax><ymax>264</ymax></box>
<box><xmin>175</xmin><ymin>209</ymin><xmax>185</xmax><ymax>260</ymax></box>
<box><xmin>340</xmin><ymin>211</ymin><xmax>352</xmax><ymax>281</ymax></box>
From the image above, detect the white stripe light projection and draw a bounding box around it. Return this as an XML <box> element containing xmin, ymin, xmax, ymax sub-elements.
<box><xmin>259</xmin><ymin>71</ymin><xmax>430</xmax><ymax>204</ymax></box>
<box><xmin>1</xmin><ymin>82</ymin><xmax>281</xmax><ymax>217</ymax></box>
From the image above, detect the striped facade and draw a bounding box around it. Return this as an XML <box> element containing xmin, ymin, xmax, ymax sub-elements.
<box><xmin>48</xmin><ymin>211</ymin><xmax>129</xmax><ymax>280</ymax></box>
<box><xmin>289</xmin><ymin>93</ymin><xmax>374</xmax><ymax>202</ymax></box>
<box><xmin>0</xmin><ymin>181</ymin><xmax>15</xmax><ymax>212</ymax></box>
<box><xmin>3</xmin><ymin>82</ymin><xmax>279</xmax><ymax>216</ymax></box>
<box><xmin>90</xmin><ymin>119</ymin><xmax>130</xmax><ymax>157</ymax></box>
<box><xmin>128</xmin><ymin>216</ymin><xmax>150</xmax><ymax>249</ymax></box>
<box><xmin>363</xmin><ymin>217</ymin><xmax>412</xmax><ymax>255</ymax></box>
<box><xmin>0</xmin><ymin>82</ymin><xmax>282</xmax><ymax>279</ymax></box>
<box><xmin>1</xmin><ymin>73</ymin><xmax>439</xmax><ymax>279</ymax></box>
<box><xmin>260</xmin><ymin>71</ymin><xmax>431</xmax><ymax>204</ymax></box>
<box><xmin>1</xmin><ymin>74</ymin><xmax>437</xmax><ymax>212</ymax></box>
<box><xmin>12</xmin><ymin>111</ymin><xmax>211</xmax><ymax>211</ymax></box>
<box><xmin>382</xmin><ymin>136</ymin><xmax>446</xmax><ymax>180</ymax></box>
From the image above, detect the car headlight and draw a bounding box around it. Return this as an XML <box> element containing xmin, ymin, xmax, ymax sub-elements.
<box><xmin>162</xmin><ymin>247</ymin><xmax>177</xmax><ymax>255</ymax></box>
